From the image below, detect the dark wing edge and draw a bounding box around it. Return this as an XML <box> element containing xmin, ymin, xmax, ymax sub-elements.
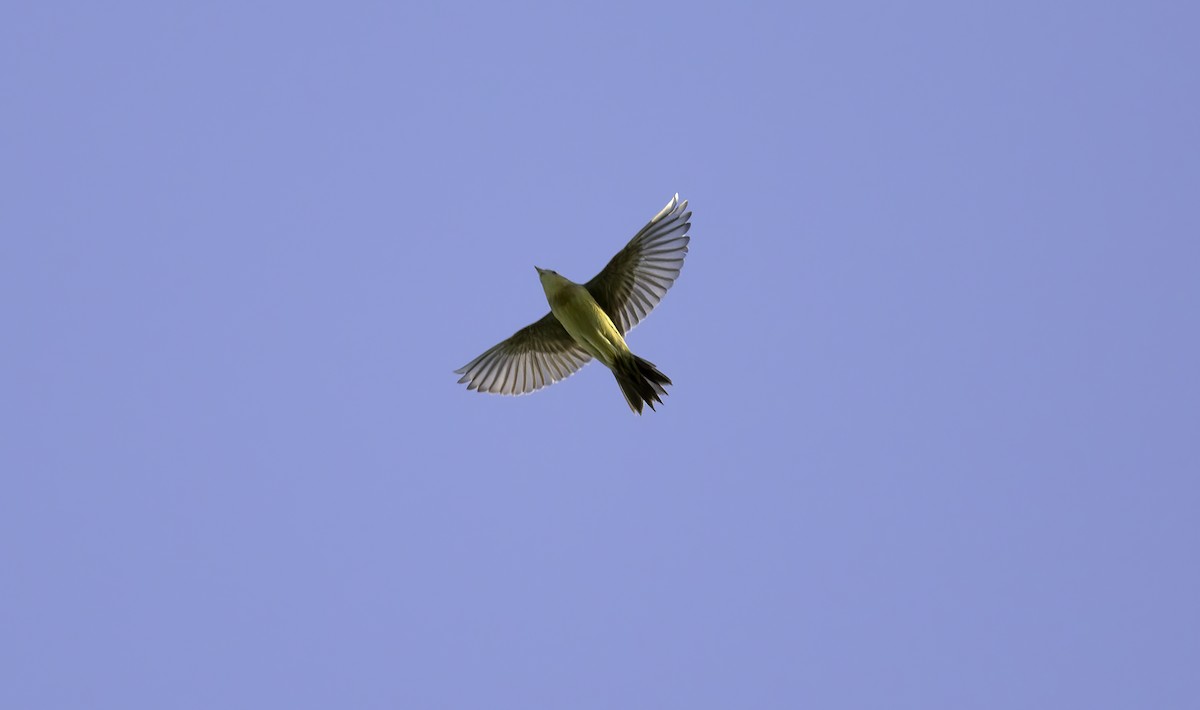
<box><xmin>454</xmin><ymin>312</ymin><xmax>593</xmax><ymax>395</ymax></box>
<box><xmin>584</xmin><ymin>194</ymin><xmax>691</xmax><ymax>334</ymax></box>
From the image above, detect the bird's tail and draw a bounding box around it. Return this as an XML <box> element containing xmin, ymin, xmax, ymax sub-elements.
<box><xmin>613</xmin><ymin>353</ymin><xmax>672</xmax><ymax>414</ymax></box>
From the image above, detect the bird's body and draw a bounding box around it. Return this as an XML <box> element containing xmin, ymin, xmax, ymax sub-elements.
<box><xmin>456</xmin><ymin>194</ymin><xmax>691</xmax><ymax>414</ymax></box>
<box><xmin>538</xmin><ymin>272</ymin><xmax>627</xmax><ymax>368</ymax></box>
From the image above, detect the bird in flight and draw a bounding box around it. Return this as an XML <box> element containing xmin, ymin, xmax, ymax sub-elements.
<box><xmin>455</xmin><ymin>194</ymin><xmax>692</xmax><ymax>414</ymax></box>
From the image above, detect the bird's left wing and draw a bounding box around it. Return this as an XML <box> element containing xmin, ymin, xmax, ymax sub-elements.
<box><xmin>584</xmin><ymin>194</ymin><xmax>691</xmax><ymax>334</ymax></box>
<box><xmin>455</xmin><ymin>312</ymin><xmax>593</xmax><ymax>395</ymax></box>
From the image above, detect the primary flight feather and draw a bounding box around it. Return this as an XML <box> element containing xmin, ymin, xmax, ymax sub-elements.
<box><xmin>455</xmin><ymin>194</ymin><xmax>692</xmax><ymax>414</ymax></box>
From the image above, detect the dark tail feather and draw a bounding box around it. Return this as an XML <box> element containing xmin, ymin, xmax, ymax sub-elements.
<box><xmin>613</xmin><ymin>354</ymin><xmax>672</xmax><ymax>414</ymax></box>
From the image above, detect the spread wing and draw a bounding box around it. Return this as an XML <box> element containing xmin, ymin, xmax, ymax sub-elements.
<box><xmin>584</xmin><ymin>194</ymin><xmax>691</xmax><ymax>334</ymax></box>
<box><xmin>454</xmin><ymin>312</ymin><xmax>593</xmax><ymax>395</ymax></box>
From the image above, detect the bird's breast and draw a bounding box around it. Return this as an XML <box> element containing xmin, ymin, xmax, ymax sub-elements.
<box><xmin>548</xmin><ymin>285</ymin><xmax>628</xmax><ymax>366</ymax></box>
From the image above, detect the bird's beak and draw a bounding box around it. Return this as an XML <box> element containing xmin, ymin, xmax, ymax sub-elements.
<box><xmin>534</xmin><ymin>266</ymin><xmax>544</xmax><ymax>274</ymax></box>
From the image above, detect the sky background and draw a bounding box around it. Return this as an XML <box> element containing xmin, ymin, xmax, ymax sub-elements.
<box><xmin>3</xmin><ymin>1</ymin><xmax>1198</xmax><ymax>708</ymax></box>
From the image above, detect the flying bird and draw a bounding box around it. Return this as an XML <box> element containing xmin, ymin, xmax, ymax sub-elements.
<box><xmin>455</xmin><ymin>194</ymin><xmax>692</xmax><ymax>414</ymax></box>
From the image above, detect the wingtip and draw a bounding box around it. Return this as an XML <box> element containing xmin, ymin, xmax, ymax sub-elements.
<box><xmin>652</xmin><ymin>193</ymin><xmax>679</xmax><ymax>223</ymax></box>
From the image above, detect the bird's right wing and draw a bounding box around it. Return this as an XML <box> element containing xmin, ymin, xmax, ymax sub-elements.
<box><xmin>455</xmin><ymin>312</ymin><xmax>593</xmax><ymax>395</ymax></box>
<box><xmin>584</xmin><ymin>194</ymin><xmax>691</xmax><ymax>334</ymax></box>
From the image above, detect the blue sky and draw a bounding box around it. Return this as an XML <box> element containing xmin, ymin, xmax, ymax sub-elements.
<box><xmin>4</xmin><ymin>1</ymin><xmax>1198</xmax><ymax>708</ymax></box>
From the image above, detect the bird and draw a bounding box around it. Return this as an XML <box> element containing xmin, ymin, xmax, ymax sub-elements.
<box><xmin>455</xmin><ymin>194</ymin><xmax>691</xmax><ymax>414</ymax></box>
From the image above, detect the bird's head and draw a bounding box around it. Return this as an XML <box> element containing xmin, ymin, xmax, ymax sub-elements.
<box><xmin>535</xmin><ymin>266</ymin><xmax>570</xmax><ymax>298</ymax></box>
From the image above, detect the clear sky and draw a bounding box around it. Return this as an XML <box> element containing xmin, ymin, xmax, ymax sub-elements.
<box><xmin>4</xmin><ymin>1</ymin><xmax>1198</xmax><ymax>708</ymax></box>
